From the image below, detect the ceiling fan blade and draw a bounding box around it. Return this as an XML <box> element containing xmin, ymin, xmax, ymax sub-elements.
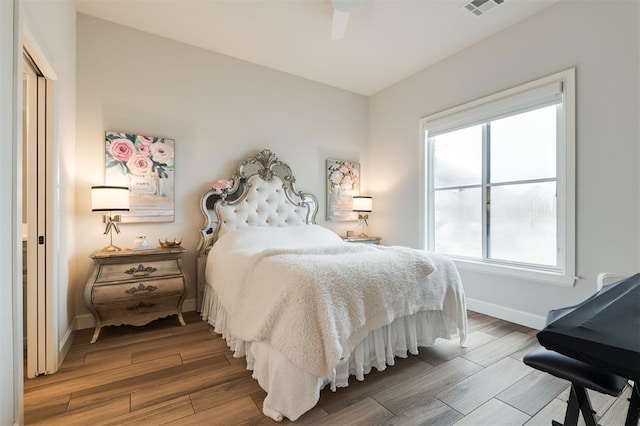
<box><xmin>331</xmin><ymin>9</ymin><xmax>351</xmax><ymax>40</ymax></box>
<box><xmin>330</xmin><ymin>0</ymin><xmax>363</xmax><ymax>40</ymax></box>
<box><xmin>332</xmin><ymin>0</ymin><xmax>364</xmax><ymax>13</ymax></box>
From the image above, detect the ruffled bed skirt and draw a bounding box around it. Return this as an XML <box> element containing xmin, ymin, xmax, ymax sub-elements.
<box><xmin>201</xmin><ymin>285</ymin><xmax>463</xmax><ymax>421</ymax></box>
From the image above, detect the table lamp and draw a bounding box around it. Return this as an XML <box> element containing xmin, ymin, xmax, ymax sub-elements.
<box><xmin>352</xmin><ymin>195</ymin><xmax>372</xmax><ymax>237</ymax></box>
<box><xmin>91</xmin><ymin>185</ymin><xmax>130</xmax><ymax>251</ymax></box>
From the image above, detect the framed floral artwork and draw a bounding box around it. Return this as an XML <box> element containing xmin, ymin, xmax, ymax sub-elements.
<box><xmin>105</xmin><ymin>131</ymin><xmax>175</xmax><ymax>223</ymax></box>
<box><xmin>326</xmin><ymin>159</ymin><xmax>360</xmax><ymax>221</ymax></box>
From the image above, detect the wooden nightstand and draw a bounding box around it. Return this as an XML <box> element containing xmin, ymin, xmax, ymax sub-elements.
<box><xmin>84</xmin><ymin>246</ymin><xmax>189</xmax><ymax>343</ymax></box>
<box><xmin>342</xmin><ymin>236</ymin><xmax>382</xmax><ymax>245</ymax></box>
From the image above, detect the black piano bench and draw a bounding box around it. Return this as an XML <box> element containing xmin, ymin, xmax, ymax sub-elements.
<box><xmin>523</xmin><ymin>347</ymin><xmax>628</xmax><ymax>426</ymax></box>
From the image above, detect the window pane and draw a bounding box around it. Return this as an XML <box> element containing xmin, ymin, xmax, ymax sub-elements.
<box><xmin>489</xmin><ymin>182</ymin><xmax>557</xmax><ymax>266</ymax></box>
<box><xmin>490</xmin><ymin>105</ymin><xmax>556</xmax><ymax>183</ymax></box>
<box><xmin>434</xmin><ymin>187</ymin><xmax>482</xmax><ymax>258</ymax></box>
<box><xmin>433</xmin><ymin>125</ymin><xmax>482</xmax><ymax>188</ymax></box>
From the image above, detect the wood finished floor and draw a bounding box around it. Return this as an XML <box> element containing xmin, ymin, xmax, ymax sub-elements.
<box><xmin>24</xmin><ymin>311</ymin><xmax>632</xmax><ymax>425</ymax></box>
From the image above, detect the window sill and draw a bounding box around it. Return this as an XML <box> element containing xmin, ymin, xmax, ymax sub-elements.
<box><xmin>452</xmin><ymin>258</ymin><xmax>576</xmax><ymax>287</ymax></box>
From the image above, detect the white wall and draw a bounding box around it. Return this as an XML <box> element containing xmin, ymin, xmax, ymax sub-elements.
<box><xmin>369</xmin><ymin>1</ymin><xmax>639</xmax><ymax>327</ymax></box>
<box><xmin>75</xmin><ymin>15</ymin><xmax>369</xmax><ymax>319</ymax></box>
<box><xmin>1</xmin><ymin>0</ymin><xmax>19</xmax><ymax>422</ymax></box>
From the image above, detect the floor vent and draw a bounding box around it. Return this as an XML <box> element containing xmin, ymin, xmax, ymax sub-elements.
<box><xmin>462</xmin><ymin>0</ymin><xmax>505</xmax><ymax>16</ymax></box>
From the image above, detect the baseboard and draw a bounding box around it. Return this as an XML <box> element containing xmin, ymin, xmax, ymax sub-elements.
<box><xmin>466</xmin><ymin>297</ymin><xmax>546</xmax><ymax>330</ymax></box>
<box><xmin>73</xmin><ymin>298</ymin><xmax>198</xmax><ymax>331</ymax></box>
<box><xmin>182</xmin><ymin>297</ymin><xmax>196</xmax><ymax>313</ymax></box>
<box><xmin>58</xmin><ymin>318</ymin><xmax>76</xmax><ymax>366</ymax></box>
<box><xmin>75</xmin><ymin>313</ymin><xmax>95</xmax><ymax>330</ymax></box>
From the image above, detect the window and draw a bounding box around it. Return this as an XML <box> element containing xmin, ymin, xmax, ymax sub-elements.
<box><xmin>421</xmin><ymin>69</ymin><xmax>575</xmax><ymax>286</ymax></box>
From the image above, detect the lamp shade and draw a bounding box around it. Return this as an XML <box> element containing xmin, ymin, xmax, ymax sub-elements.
<box><xmin>91</xmin><ymin>186</ymin><xmax>130</xmax><ymax>212</ymax></box>
<box><xmin>352</xmin><ymin>196</ymin><xmax>372</xmax><ymax>212</ymax></box>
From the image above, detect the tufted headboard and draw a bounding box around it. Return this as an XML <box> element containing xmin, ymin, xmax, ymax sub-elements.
<box><xmin>195</xmin><ymin>149</ymin><xmax>318</xmax><ymax>310</ymax></box>
<box><xmin>197</xmin><ymin>149</ymin><xmax>318</xmax><ymax>258</ymax></box>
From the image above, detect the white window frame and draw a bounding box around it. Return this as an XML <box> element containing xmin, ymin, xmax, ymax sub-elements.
<box><xmin>419</xmin><ymin>69</ymin><xmax>576</xmax><ymax>287</ymax></box>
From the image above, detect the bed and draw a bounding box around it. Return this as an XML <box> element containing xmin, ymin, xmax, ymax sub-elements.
<box><xmin>197</xmin><ymin>149</ymin><xmax>467</xmax><ymax>421</ymax></box>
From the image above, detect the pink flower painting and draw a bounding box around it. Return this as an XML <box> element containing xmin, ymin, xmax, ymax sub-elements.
<box><xmin>105</xmin><ymin>131</ymin><xmax>175</xmax><ymax>223</ymax></box>
<box><xmin>327</xmin><ymin>159</ymin><xmax>360</xmax><ymax>221</ymax></box>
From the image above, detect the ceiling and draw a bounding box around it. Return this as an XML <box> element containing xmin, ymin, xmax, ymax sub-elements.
<box><xmin>74</xmin><ymin>0</ymin><xmax>558</xmax><ymax>96</ymax></box>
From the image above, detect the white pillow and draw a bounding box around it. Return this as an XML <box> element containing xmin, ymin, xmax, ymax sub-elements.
<box><xmin>214</xmin><ymin>224</ymin><xmax>343</xmax><ymax>252</ymax></box>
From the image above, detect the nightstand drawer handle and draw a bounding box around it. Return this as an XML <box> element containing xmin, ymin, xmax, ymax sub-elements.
<box><xmin>125</xmin><ymin>283</ymin><xmax>158</xmax><ymax>295</ymax></box>
<box><xmin>126</xmin><ymin>301</ymin><xmax>155</xmax><ymax>311</ymax></box>
<box><xmin>124</xmin><ymin>264</ymin><xmax>158</xmax><ymax>277</ymax></box>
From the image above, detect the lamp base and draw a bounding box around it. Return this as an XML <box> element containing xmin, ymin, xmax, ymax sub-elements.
<box><xmin>101</xmin><ymin>244</ymin><xmax>122</xmax><ymax>252</ymax></box>
<box><xmin>357</xmin><ymin>214</ymin><xmax>369</xmax><ymax>238</ymax></box>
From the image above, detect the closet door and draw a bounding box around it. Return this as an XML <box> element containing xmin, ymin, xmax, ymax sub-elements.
<box><xmin>23</xmin><ymin>51</ymin><xmax>52</xmax><ymax>378</ymax></box>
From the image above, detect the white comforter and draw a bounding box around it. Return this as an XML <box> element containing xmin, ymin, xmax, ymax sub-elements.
<box><xmin>203</xmin><ymin>225</ymin><xmax>467</xmax><ymax>420</ymax></box>
<box><xmin>232</xmin><ymin>244</ymin><xmax>465</xmax><ymax>378</ymax></box>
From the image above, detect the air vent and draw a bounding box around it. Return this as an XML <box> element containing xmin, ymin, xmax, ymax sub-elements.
<box><xmin>463</xmin><ymin>0</ymin><xmax>505</xmax><ymax>16</ymax></box>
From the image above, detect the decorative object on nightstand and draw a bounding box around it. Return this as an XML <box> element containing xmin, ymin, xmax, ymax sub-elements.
<box><xmin>159</xmin><ymin>238</ymin><xmax>182</xmax><ymax>248</ymax></box>
<box><xmin>84</xmin><ymin>246</ymin><xmax>189</xmax><ymax>343</ymax></box>
<box><xmin>343</xmin><ymin>235</ymin><xmax>382</xmax><ymax>245</ymax></box>
<box><xmin>352</xmin><ymin>195</ymin><xmax>372</xmax><ymax>237</ymax></box>
<box><xmin>91</xmin><ymin>185</ymin><xmax>130</xmax><ymax>252</ymax></box>
<box><xmin>132</xmin><ymin>236</ymin><xmax>149</xmax><ymax>249</ymax></box>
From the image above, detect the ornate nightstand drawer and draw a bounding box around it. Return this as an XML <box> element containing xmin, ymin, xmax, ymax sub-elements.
<box><xmin>92</xmin><ymin>277</ymin><xmax>185</xmax><ymax>304</ymax></box>
<box><xmin>95</xmin><ymin>259</ymin><xmax>181</xmax><ymax>283</ymax></box>
<box><xmin>95</xmin><ymin>294</ymin><xmax>183</xmax><ymax>320</ymax></box>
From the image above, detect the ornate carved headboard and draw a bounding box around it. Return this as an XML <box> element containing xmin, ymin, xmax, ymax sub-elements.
<box><xmin>195</xmin><ymin>149</ymin><xmax>318</xmax><ymax>309</ymax></box>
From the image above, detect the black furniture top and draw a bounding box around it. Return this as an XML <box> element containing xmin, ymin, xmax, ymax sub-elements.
<box><xmin>537</xmin><ymin>273</ymin><xmax>640</xmax><ymax>382</ymax></box>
